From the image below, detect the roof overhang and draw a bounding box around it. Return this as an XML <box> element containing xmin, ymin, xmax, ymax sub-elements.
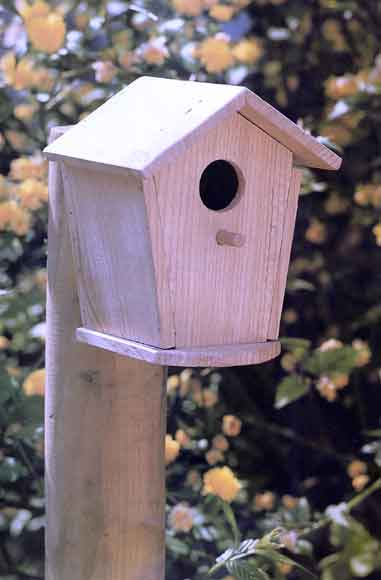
<box><xmin>44</xmin><ymin>76</ymin><xmax>341</xmax><ymax>177</ymax></box>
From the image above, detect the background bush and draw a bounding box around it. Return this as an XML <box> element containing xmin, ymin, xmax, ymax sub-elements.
<box><xmin>0</xmin><ymin>0</ymin><xmax>380</xmax><ymax>579</ymax></box>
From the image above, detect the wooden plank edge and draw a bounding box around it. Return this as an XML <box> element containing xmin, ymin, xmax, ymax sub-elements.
<box><xmin>76</xmin><ymin>327</ymin><xmax>281</xmax><ymax>367</ymax></box>
<box><xmin>240</xmin><ymin>95</ymin><xmax>342</xmax><ymax>171</ymax></box>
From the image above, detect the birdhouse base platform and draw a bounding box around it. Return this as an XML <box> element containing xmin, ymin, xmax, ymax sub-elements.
<box><xmin>76</xmin><ymin>327</ymin><xmax>281</xmax><ymax>367</ymax></box>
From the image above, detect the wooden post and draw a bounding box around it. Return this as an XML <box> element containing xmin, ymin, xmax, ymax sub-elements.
<box><xmin>45</xmin><ymin>127</ymin><xmax>167</xmax><ymax>580</ymax></box>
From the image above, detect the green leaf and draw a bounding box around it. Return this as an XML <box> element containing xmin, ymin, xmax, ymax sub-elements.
<box><xmin>0</xmin><ymin>368</ymin><xmax>18</xmax><ymax>404</ymax></box>
<box><xmin>255</xmin><ymin>548</ymin><xmax>317</xmax><ymax>579</ymax></box>
<box><xmin>275</xmin><ymin>376</ymin><xmax>310</xmax><ymax>409</ymax></box>
<box><xmin>0</xmin><ymin>457</ymin><xmax>28</xmax><ymax>483</ymax></box>
<box><xmin>363</xmin><ymin>429</ymin><xmax>381</xmax><ymax>438</ymax></box>
<box><xmin>227</xmin><ymin>559</ymin><xmax>253</xmax><ymax>580</ymax></box>
<box><xmin>220</xmin><ymin>499</ymin><xmax>241</xmax><ymax>546</ymax></box>
<box><xmin>302</xmin><ymin>347</ymin><xmax>358</xmax><ymax>376</ymax></box>
<box><xmin>350</xmin><ymin>552</ymin><xmax>376</xmax><ymax>577</ymax></box>
<box><xmin>280</xmin><ymin>338</ymin><xmax>311</xmax><ymax>351</ymax></box>
<box><xmin>166</xmin><ymin>535</ymin><xmax>189</xmax><ymax>556</ymax></box>
<box><xmin>287</xmin><ymin>278</ymin><xmax>315</xmax><ymax>291</ymax></box>
<box><xmin>256</xmin><ymin>568</ymin><xmax>271</xmax><ymax>580</ymax></box>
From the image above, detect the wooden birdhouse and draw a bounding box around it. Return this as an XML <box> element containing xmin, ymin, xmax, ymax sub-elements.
<box><xmin>44</xmin><ymin>76</ymin><xmax>341</xmax><ymax>366</ymax></box>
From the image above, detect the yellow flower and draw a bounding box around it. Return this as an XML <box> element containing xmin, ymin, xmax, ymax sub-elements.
<box><xmin>75</xmin><ymin>12</ymin><xmax>90</xmax><ymax>30</ymax></box>
<box><xmin>33</xmin><ymin>67</ymin><xmax>55</xmax><ymax>91</ymax></box>
<box><xmin>205</xmin><ymin>449</ymin><xmax>224</xmax><ymax>465</ymax></box>
<box><xmin>7</xmin><ymin>366</ymin><xmax>21</xmax><ymax>378</ymax></box>
<box><xmin>14</xmin><ymin>103</ymin><xmax>38</xmax><ymax>122</ymax></box>
<box><xmin>212</xmin><ymin>434</ymin><xmax>229</xmax><ymax>451</ymax></box>
<box><xmin>324</xmin><ymin>193</ymin><xmax>349</xmax><ymax>215</ymax></box>
<box><xmin>278</xmin><ymin>562</ymin><xmax>293</xmax><ymax>576</ymax></box>
<box><xmin>18</xmin><ymin>0</ymin><xmax>50</xmax><ymax>21</ymax></box>
<box><xmin>203</xmin><ymin>389</ymin><xmax>218</xmax><ymax>407</ymax></box>
<box><xmin>0</xmin><ymin>336</ymin><xmax>10</xmax><ymax>350</ymax></box>
<box><xmin>118</xmin><ymin>51</ymin><xmax>135</xmax><ymax>70</ymax></box>
<box><xmin>283</xmin><ymin>309</ymin><xmax>298</xmax><ymax>324</ymax></box>
<box><xmin>354</xmin><ymin>184</ymin><xmax>379</xmax><ymax>207</ymax></box>
<box><xmin>319</xmin><ymin>338</ymin><xmax>343</xmax><ymax>352</ymax></box>
<box><xmin>175</xmin><ymin>429</ymin><xmax>190</xmax><ymax>446</ymax></box>
<box><xmin>165</xmin><ymin>434</ymin><xmax>180</xmax><ymax>465</ymax></box>
<box><xmin>6</xmin><ymin>130</ymin><xmax>29</xmax><ymax>151</ymax></box>
<box><xmin>331</xmin><ymin>373</ymin><xmax>349</xmax><ymax>390</ymax></box>
<box><xmin>352</xmin><ymin>339</ymin><xmax>371</xmax><ymax>367</ymax></box>
<box><xmin>347</xmin><ymin>460</ymin><xmax>367</xmax><ymax>479</ymax></box>
<box><xmin>26</xmin><ymin>12</ymin><xmax>66</xmax><ymax>53</ymax></box>
<box><xmin>322</xmin><ymin>19</ymin><xmax>347</xmax><ymax>51</ymax></box>
<box><xmin>141</xmin><ymin>38</ymin><xmax>168</xmax><ymax>65</ymax></box>
<box><xmin>0</xmin><ymin>53</ymin><xmax>36</xmax><ymax>90</ymax></box>
<box><xmin>203</xmin><ymin>466</ymin><xmax>241</xmax><ymax>502</ymax></box>
<box><xmin>320</xmin><ymin>123</ymin><xmax>352</xmax><ymax>147</ymax></box>
<box><xmin>372</xmin><ymin>223</ymin><xmax>381</xmax><ymax>246</ymax></box>
<box><xmin>222</xmin><ymin>414</ymin><xmax>242</xmax><ymax>436</ymax></box>
<box><xmin>316</xmin><ymin>375</ymin><xmax>337</xmax><ymax>402</ymax></box>
<box><xmin>370</xmin><ymin>186</ymin><xmax>381</xmax><ymax>208</ymax></box>
<box><xmin>233</xmin><ymin>38</ymin><xmax>263</xmax><ymax>63</ymax></box>
<box><xmin>0</xmin><ymin>201</ymin><xmax>31</xmax><ymax>235</ymax></box>
<box><xmin>167</xmin><ymin>374</ymin><xmax>180</xmax><ymax>392</ymax></box>
<box><xmin>281</xmin><ymin>352</ymin><xmax>297</xmax><ymax>372</ymax></box>
<box><xmin>23</xmin><ymin>368</ymin><xmax>45</xmax><ymax>396</ymax></box>
<box><xmin>0</xmin><ymin>175</ymin><xmax>9</xmax><ymax>199</ymax></box>
<box><xmin>10</xmin><ymin>157</ymin><xmax>47</xmax><ymax>181</ymax></box>
<box><xmin>34</xmin><ymin>268</ymin><xmax>47</xmax><ymax>290</ymax></box>
<box><xmin>286</xmin><ymin>75</ymin><xmax>299</xmax><ymax>92</ymax></box>
<box><xmin>282</xmin><ymin>495</ymin><xmax>298</xmax><ymax>509</ymax></box>
<box><xmin>168</xmin><ymin>503</ymin><xmax>194</xmax><ymax>532</ymax></box>
<box><xmin>172</xmin><ymin>0</ymin><xmax>204</xmax><ymax>15</ymax></box>
<box><xmin>255</xmin><ymin>491</ymin><xmax>276</xmax><ymax>510</ymax></box>
<box><xmin>92</xmin><ymin>61</ymin><xmax>118</xmax><ymax>83</ymax></box>
<box><xmin>209</xmin><ymin>4</ymin><xmax>235</xmax><ymax>21</ymax></box>
<box><xmin>197</xmin><ymin>35</ymin><xmax>234</xmax><ymax>73</ymax></box>
<box><xmin>0</xmin><ymin>52</ymin><xmax>16</xmax><ymax>83</ymax></box>
<box><xmin>186</xmin><ymin>469</ymin><xmax>201</xmax><ymax>487</ymax></box>
<box><xmin>352</xmin><ymin>474</ymin><xmax>369</xmax><ymax>492</ymax></box>
<box><xmin>17</xmin><ymin>178</ymin><xmax>48</xmax><ymax>210</ymax></box>
<box><xmin>325</xmin><ymin>75</ymin><xmax>359</xmax><ymax>100</ymax></box>
<box><xmin>305</xmin><ymin>219</ymin><xmax>327</xmax><ymax>244</ymax></box>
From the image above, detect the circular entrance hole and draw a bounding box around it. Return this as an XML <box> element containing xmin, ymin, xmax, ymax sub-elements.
<box><xmin>199</xmin><ymin>160</ymin><xmax>241</xmax><ymax>211</ymax></box>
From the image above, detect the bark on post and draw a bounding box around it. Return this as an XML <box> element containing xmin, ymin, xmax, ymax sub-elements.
<box><xmin>45</xmin><ymin>127</ymin><xmax>167</xmax><ymax>580</ymax></box>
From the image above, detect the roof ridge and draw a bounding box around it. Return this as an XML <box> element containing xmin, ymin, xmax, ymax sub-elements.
<box><xmin>44</xmin><ymin>76</ymin><xmax>341</xmax><ymax>175</ymax></box>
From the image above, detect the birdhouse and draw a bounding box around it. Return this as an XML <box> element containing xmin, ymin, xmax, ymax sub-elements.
<box><xmin>44</xmin><ymin>76</ymin><xmax>341</xmax><ymax>364</ymax></box>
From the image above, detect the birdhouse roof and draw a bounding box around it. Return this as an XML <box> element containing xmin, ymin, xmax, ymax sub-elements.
<box><xmin>44</xmin><ymin>76</ymin><xmax>341</xmax><ymax>176</ymax></box>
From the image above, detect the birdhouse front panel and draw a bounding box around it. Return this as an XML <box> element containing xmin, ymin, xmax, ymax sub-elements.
<box><xmin>150</xmin><ymin>112</ymin><xmax>293</xmax><ymax>347</ymax></box>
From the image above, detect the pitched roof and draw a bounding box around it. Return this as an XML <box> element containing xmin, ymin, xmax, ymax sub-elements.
<box><xmin>44</xmin><ymin>76</ymin><xmax>341</xmax><ymax>176</ymax></box>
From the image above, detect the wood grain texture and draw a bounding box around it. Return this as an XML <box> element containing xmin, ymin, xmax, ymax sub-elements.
<box><xmin>46</xmin><ymin>127</ymin><xmax>166</xmax><ymax>580</ymax></box>
<box><xmin>44</xmin><ymin>76</ymin><xmax>247</xmax><ymax>177</ymax></box>
<box><xmin>76</xmin><ymin>327</ymin><xmax>281</xmax><ymax>367</ymax></box>
<box><xmin>267</xmin><ymin>168</ymin><xmax>302</xmax><ymax>339</ymax></box>
<box><xmin>44</xmin><ymin>76</ymin><xmax>341</xmax><ymax>175</ymax></box>
<box><xmin>152</xmin><ymin>112</ymin><xmax>292</xmax><ymax>347</ymax></box>
<box><xmin>60</xmin><ymin>163</ymin><xmax>174</xmax><ymax>347</ymax></box>
<box><xmin>240</xmin><ymin>97</ymin><xmax>341</xmax><ymax>171</ymax></box>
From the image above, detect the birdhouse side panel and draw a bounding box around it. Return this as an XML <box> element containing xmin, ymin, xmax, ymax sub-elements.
<box><xmin>61</xmin><ymin>164</ymin><xmax>170</xmax><ymax>347</ymax></box>
<box><xmin>267</xmin><ymin>167</ymin><xmax>302</xmax><ymax>338</ymax></box>
<box><xmin>153</xmin><ymin>112</ymin><xmax>293</xmax><ymax>347</ymax></box>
